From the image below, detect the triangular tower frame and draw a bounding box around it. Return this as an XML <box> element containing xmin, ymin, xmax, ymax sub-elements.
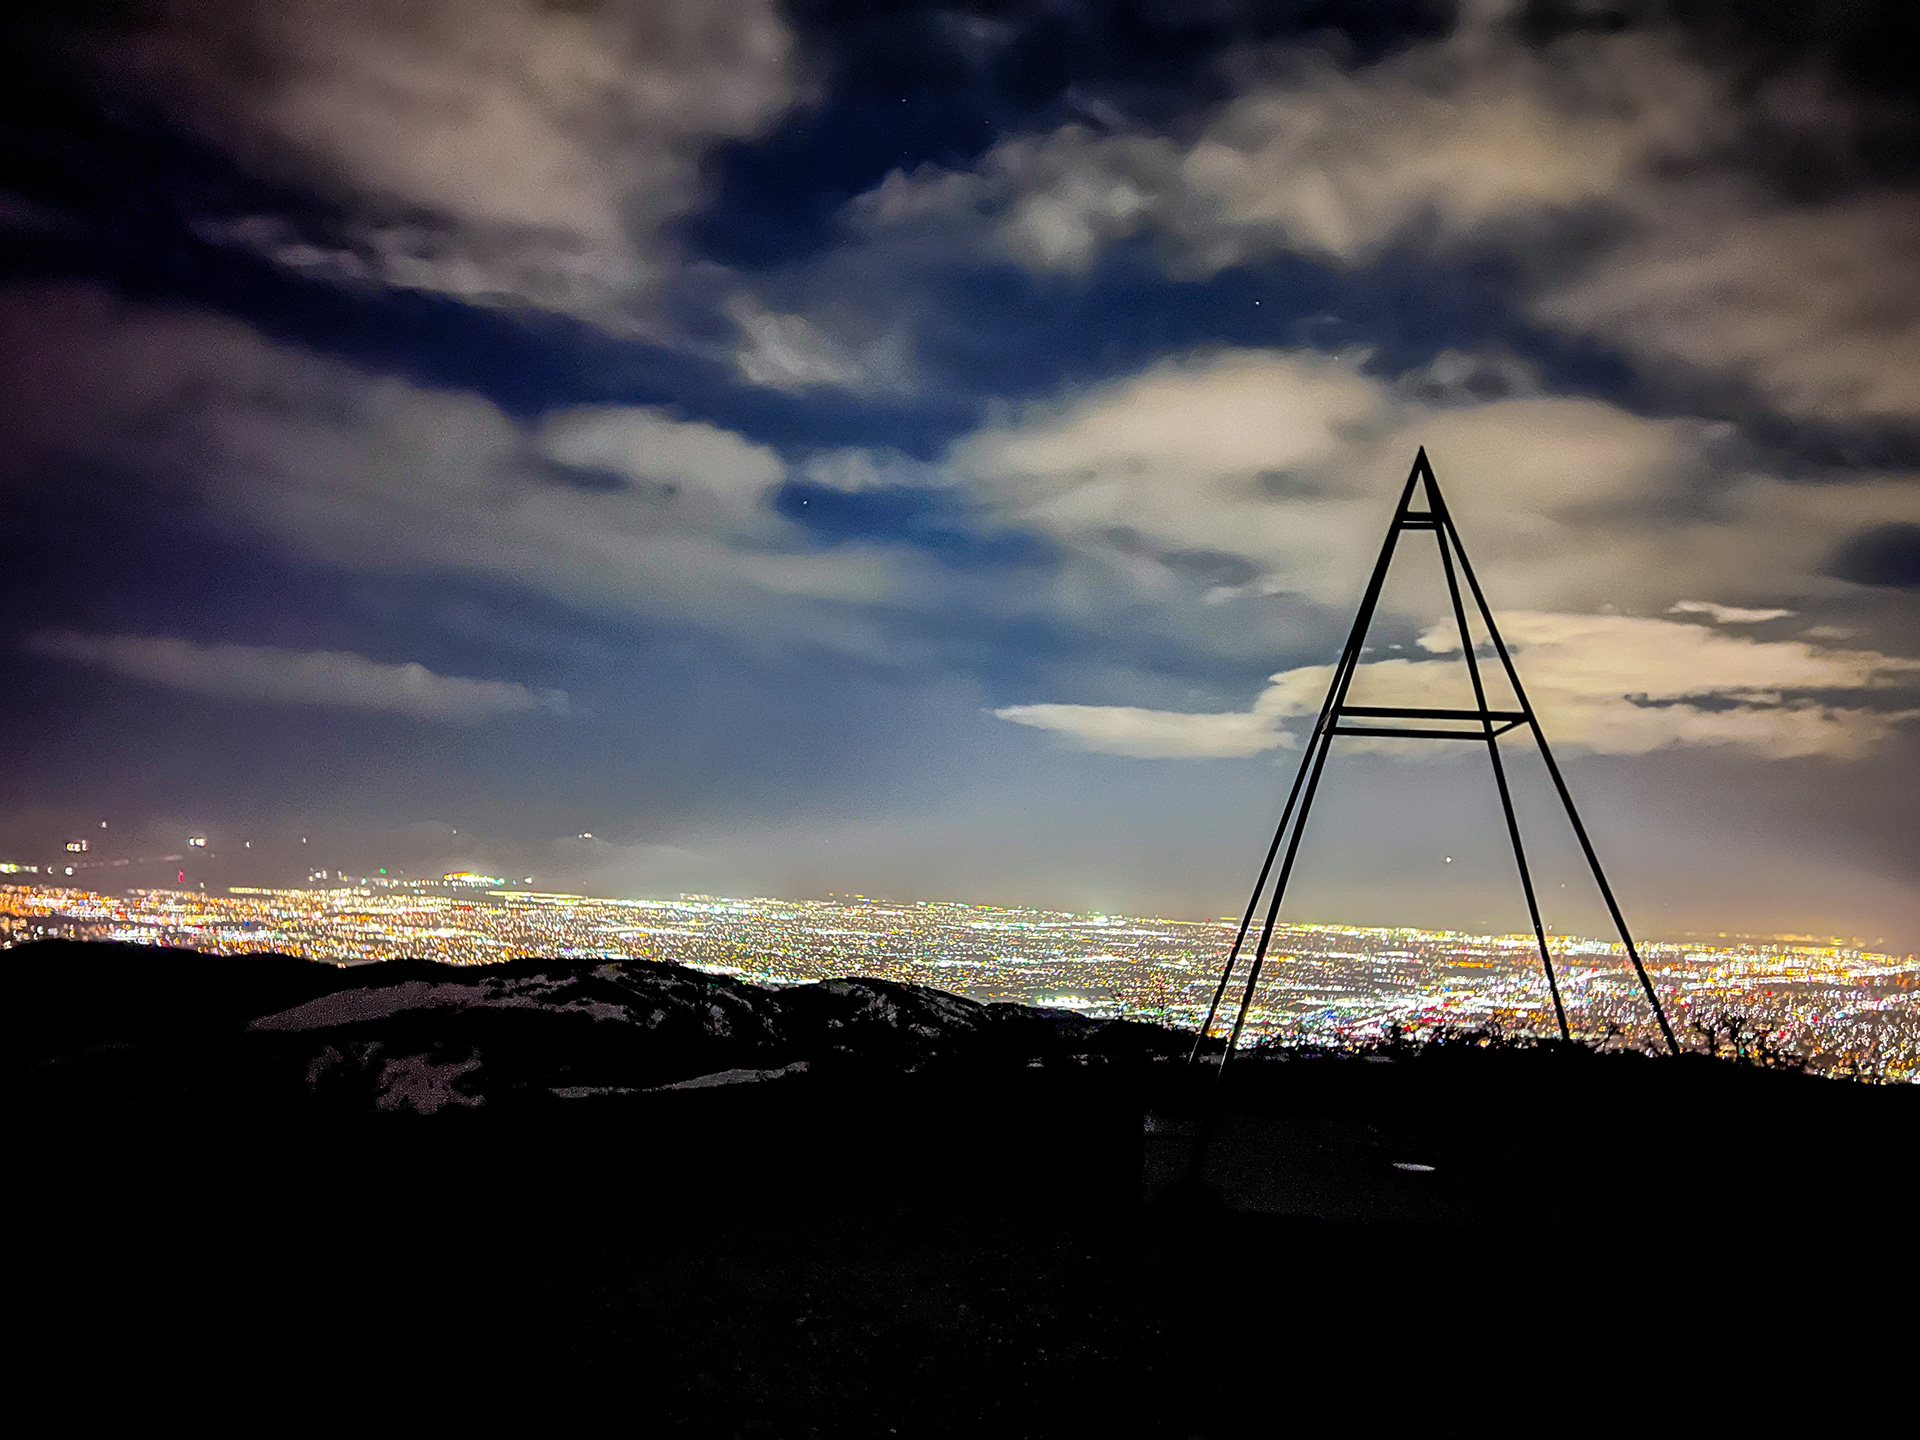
<box><xmin>1190</xmin><ymin>449</ymin><xmax>1680</xmax><ymax>1068</ymax></box>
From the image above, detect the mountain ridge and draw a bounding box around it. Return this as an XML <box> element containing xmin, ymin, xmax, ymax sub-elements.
<box><xmin>1</xmin><ymin>938</ymin><xmax>1191</xmax><ymax>1115</ymax></box>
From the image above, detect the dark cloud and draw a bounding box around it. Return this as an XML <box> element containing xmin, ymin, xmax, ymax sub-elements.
<box><xmin>26</xmin><ymin>631</ymin><xmax>570</xmax><ymax>720</ymax></box>
<box><xmin>1829</xmin><ymin>522</ymin><xmax>1920</xmax><ymax>590</ymax></box>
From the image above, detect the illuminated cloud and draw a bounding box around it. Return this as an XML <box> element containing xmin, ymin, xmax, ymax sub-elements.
<box><xmin>9</xmin><ymin>282</ymin><xmax>1917</xmax><ymax>704</ymax></box>
<box><xmin>851</xmin><ymin>17</ymin><xmax>1724</xmax><ymax>276</ymax></box>
<box><xmin>97</xmin><ymin>0</ymin><xmax>810</xmax><ymax>311</ymax></box>
<box><xmin>990</xmin><ymin>702</ymin><xmax>1291</xmax><ymax>760</ymax></box>
<box><xmin>28</xmin><ymin>632</ymin><xmax>569</xmax><ymax>722</ymax></box>
<box><xmin>944</xmin><ymin>346</ymin><xmax>1920</xmax><ymax>630</ymax></box>
<box><xmin>0</xmin><ymin>285</ymin><xmax>917</xmax><ymax>655</ymax></box>
<box><xmin>1668</xmin><ymin>601</ymin><xmax>1795</xmax><ymax>625</ymax></box>
<box><xmin>1536</xmin><ymin>189</ymin><xmax>1920</xmax><ymax>423</ymax></box>
<box><xmin>725</xmin><ymin>295</ymin><xmax>906</xmax><ymax>394</ymax></box>
<box><xmin>996</xmin><ymin>611</ymin><xmax>1920</xmax><ymax>762</ymax></box>
<box><xmin>537</xmin><ymin>404</ymin><xmax>790</xmax><ymax>531</ymax></box>
<box><xmin>846</xmin><ymin>10</ymin><xmax>1920</xmax><ymax>428</ymax></box>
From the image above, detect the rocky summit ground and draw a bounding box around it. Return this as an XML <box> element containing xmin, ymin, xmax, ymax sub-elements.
<box><xmin>7</xmin><ymin>939</ymin><xmax>1914</xmax><ymax>1435</ymax></box>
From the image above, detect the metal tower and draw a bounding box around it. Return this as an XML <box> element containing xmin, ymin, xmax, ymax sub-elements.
<box><xmin>1189</xmin><ymin>448</ymin><xmax>1681</xmax><ymax>1070</ymax></box>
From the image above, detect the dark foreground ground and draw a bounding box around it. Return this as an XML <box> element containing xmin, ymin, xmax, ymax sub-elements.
<box><xmin>7</xmin><ymin>941</ymin><xmax>1917</xmax><ymax>1434</ymax></box>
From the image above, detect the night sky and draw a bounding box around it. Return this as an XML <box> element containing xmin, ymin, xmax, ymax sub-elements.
<box><xmin>2</xmin><ymin>1</ymin><xmax>1916</xmax><ymax>948</ymax></box>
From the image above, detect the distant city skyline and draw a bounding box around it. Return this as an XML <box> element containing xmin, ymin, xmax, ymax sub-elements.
<box><xmin>6</xmin><ymin>879</ymin><xmax>1913</xmax><ymax>1081</ymax></box>
<box><xmin>0</xmin><ymin>795</ymin><xmax>1915</xmax><ymax>953</ymax></box>
<box><xmin>1</xmin><ymin>852</ymin><xmax>1908</xmax><ymax>957</ymax></box>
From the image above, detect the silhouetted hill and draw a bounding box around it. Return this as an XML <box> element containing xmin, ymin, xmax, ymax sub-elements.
<box><xmin>1</xmin><ymin>939</ymin><xmax>1189</xmax><ymax>1120</ymax></box>
<box><xmin>6</xmin><ymin>939</ymin><xmax>1915</xmax><ymax>1435</ymax></box>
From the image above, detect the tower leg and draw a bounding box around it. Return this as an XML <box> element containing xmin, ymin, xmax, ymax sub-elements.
<box><xmin>1187</xmin><ymin>682</ymin><xmax>1338</xmax><ymax>1065</ymax></box>
<box><xmin>1189</xmin><ymin>457</ymin><xmax>1424</xmax><ymax>1067</ymax></box>
<box><xmin>1432</xmin><ymin>511</ymin><xmax>1569</xmax><ymax>1041</ymax></box>
<box><xmin>1439</xmin><ymin>499</ymin><xmax>1682</xmax><ymax>1054</ymax></box>
<box><xmin>1182</xmin><ymin>457</ymin><xmax>1424</xmax><ymax>1187</ymax></box>
<box><xmin>1207</xmin><ymin>460</ymin><xmax>1424</xmax><ymax>1065</ymax></box>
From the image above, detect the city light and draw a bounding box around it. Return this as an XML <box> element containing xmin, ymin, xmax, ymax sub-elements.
<box><xmin>1</xmin><ymin>880</ymin><xmax>1914</xmax><ymax>1080</ymax></box>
